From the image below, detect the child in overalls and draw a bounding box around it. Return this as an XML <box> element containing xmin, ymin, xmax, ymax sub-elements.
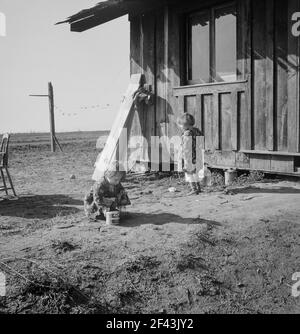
<box><xmin>178</xmin><ymin>113</ymin><xmax>203</xmax><ymax>195</ymax></box>
<box><xmin>84</xmin><ymin>161</ymin><xmax>131</xmax><ymax>220</ymax></box>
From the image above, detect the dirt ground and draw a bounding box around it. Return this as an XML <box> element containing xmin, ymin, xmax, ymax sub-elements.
<box><xmin>0</xmin><ymin>132</ymin><xmax>300</xmax><ymax>314</ymax></box>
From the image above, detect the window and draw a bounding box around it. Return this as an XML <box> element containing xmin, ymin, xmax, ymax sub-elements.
<box><xmin>187</xmin><ymin>3</ymin><xmax>237</xmax><ymax>85</ymax></box>
<box><xmin>188</xmin><ymin>11</ymin><xmax>210</xmax><ymax>84</ymax></box>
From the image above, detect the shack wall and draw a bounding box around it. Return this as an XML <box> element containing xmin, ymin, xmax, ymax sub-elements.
<box><xmin>129</xmin><ymin>0</ymin><xmax>300</xmax><ymax>174</ymax></box>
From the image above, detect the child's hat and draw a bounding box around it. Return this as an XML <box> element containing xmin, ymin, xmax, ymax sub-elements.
<box><xmin>177</xmin><ymin>113</ymin><xmax>195</xmax><ymax>127</ymax></box>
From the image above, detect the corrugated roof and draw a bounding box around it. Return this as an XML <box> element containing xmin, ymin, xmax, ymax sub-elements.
<box><xmin>57</xmin><ymin>0</ymin><xmax>165</xmax><ymax>32</ymax></box>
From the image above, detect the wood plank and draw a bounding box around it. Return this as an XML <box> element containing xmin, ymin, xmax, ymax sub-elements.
<box><xmin>250</xmin><ymin>154</ymin><xmax>271</xmax><ymax>171</ymax></box>
<box><xmin>236</xmin><ymin>152</ymin><xmax>250</xmax><ymax>169</ymax></box>
<box><xmin>245</xmin><ymin>87</ymin><xmax>252</xmax><ymax>150</ymax></box>
<box><xmin>185</xmin><ymin>95</ymin><xmax>196</xmax><ymax>116</ymax></box>
<box><xmin>141</xmin><ymin>13</ymin><xmax>156</xmax><ymax>154</ymax></box>
<box><xmin>196</xmin><ymin>136</ymin><xmax>205</xmax><ymax>170</ymax></box>
<box><xmin>270</xmin><ymin>156</ymin><xmax>294</xmax><ymax>173</ymax></box>
<box><xmin>287</xmin><ymin>0</ymin><xmax>300</xmax><ymax>152</ymax></box>
<box><xmin>130</xmin><ymin>17</ymin><xmax>142</xmax><ymax>75</ymax></box>
<box><xmin>185</xmin><ymin>94</ymin><xmax>202</xmax><ymax>131</ymax></box>
<box><xmin>239</xmin><ymin>91</ymin><xmax>251</xmax><ymax>150</ymax></box>
<box><xmin>266</xmin><ymin>0</ymin><xmax>275</xmax><ymax>151</ymax></box>
<box><xmin>173</xmin><ymin>80</ymin><xmax>247</xmax><ymax>96</ymax></box>
<box><xmin>220</xmin><ymin>93</ymin><xmax>232</xmax><ymax>151</ymax></box>
<box><xmin>237</xmin><ymin>0</ymin><xmax>252</xmax><ymax>151</ymax></box>
<box><xmin>237</xmin><ymin>0</ymin><xmax>252</xmax><ymax>81</ymax></box>
<box><xmin>150</xmin><ymin>136</ymin><xmax>160</xmax><ymax>172</ymax></box>
<box><xmin>205</xmin><ymin>151</ymin><xmax>236</xmax><ymax>167</ymax></box>
<box><xmin>203</xmin><ymin>94</ymin><xmax>213</xmax><ymax>150</ymax></box>
<box><xmin>210</xmin><ymin>8</ymin><xmax>216</xmax><ymax>82</ymax></box>
<box><xmin>69</xmin><ymin>1</ymin><xmax>165</xmax><ymax>32</ymax></box>
<box><xmin>196</xmin><ymin>95</ymin><xmax>203</xmax><ymax>133</ymax></box>
<box><xmin>155</xmin><ymin>9</ymin><xmax>167</xmax><ymax>136</ymax></box>
<box><xmin>252</xmin><ymin>0</ymin><xmax>274</xmax><ymax>151</ymax></box>
<box><xmin>241</xmin><ymin>149</ymin><xmax>300</xmax><ymax>157</ymax></box>
<box><xmin>178</xmin><ymin>96</ymin><xmax>185</xmax><ymax>114</ymax></box>
<box><xmin>70</xmin><ymin>8</ymin><xmax>129</xmax><ymax>32</ymax></box>
<box><xmin>231</xmin><ymin>91</ymin><xmax>238</xmax><ymax>151</ymax></box>
<box><xmin>93</xmin><ymin>74</ymin><xmax>143</xmax><ymax>180</ymax></box>
<box><xmin>166</xmin><ymin>6</ymin><xmax>182</xmax><ymax>139</ymax></box>
<box><xmin>252</xmin><ymin>0</ymin><xmax>265</xmax><ymax>150</ymax></box>
<box><xmin>212</xmin><ymin>93</ymin><xmax>220</xmax><ymax>150</ymax></box>
<box><xmin>275</xmin><ymin>0</ymin><xmax>289</xmax><ymax>151</ymax></box>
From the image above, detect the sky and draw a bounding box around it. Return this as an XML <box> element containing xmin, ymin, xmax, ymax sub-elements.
<box><xmin>0</xmin><ymin>0</ymin><xmax>130</xmax><ymax>133</ymax></box>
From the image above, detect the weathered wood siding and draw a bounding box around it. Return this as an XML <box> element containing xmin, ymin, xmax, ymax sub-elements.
<box><xmin>252</xmin><ymin>0</ymin><xmax>300</xmax><ymax>153</ymax></box>
<box><xmin>174</xmin><ymin>81</ymin><xmax>248</xmax><ymax>152</ymax></box>
<box><xmin>129</xmin><ymin>0</ymin><xmax>300</xmax><ymax>173</ymax></box>
<box><xmin>130</xmin><ymin>13</ymin><xmax>156</xmax><ymax>156</ymax></box>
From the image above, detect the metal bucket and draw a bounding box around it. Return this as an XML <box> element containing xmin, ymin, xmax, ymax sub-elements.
<box><xmin>106</xmin><ymin>211</ymin><xmax>120</xmax><ymax>226</ymax></box>
<box><xmin>225</xmin><ymin>169</ymin><xmax>237</xmax><ymax>186</ymax></box>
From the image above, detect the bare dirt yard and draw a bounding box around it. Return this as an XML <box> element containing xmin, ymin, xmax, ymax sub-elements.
<box><xmin>0</xmin><ymin>132</ymin><xmax>300</xmax><ymax>314</ymax></box>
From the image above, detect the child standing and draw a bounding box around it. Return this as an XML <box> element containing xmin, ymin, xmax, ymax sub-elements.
<box><xmin>177</xmin><ymin>113</ymin><xmax>203</xmax><ymax>196</ymax></box>
<box><xmin>84</xmin><ymin>161</ymin><xmax>131</xmax><ymax>220</ymax></box>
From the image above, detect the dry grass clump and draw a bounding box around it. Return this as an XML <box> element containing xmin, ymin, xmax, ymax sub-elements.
<box><xmin>235</xmin><ymin>171</ymin><xmax>265</xmax><ymax>185</ymax></box>
<box><xmin>10</xmin><ymin>272</ymin><xmax>110</xmax><ymax>314</ymax></box>
<box><xmin>51</xmin><ymin>240</ymin><xmax>78</xmax><ymax>254</ymax></box>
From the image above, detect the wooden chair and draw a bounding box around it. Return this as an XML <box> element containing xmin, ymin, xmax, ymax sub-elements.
<box><xmin>0</xmin><ymin>133</ymin><xmax>17</xmax><ymax>197</ymax></box>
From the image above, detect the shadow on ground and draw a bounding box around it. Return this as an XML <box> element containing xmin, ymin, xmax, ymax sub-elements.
<box><xmin>0</xmin><ymin>195</ymin><xmax>82</xmax><ymax>219</ymax></box>
<box><xmin>232</xmin><ymin>186</ymin><xmax>300</xmax><ymax>195</ymax></box>
<box><xmin>122</xmin><ymin>212</ymin><xmax>222</xmax><ymax>228</ymax></box>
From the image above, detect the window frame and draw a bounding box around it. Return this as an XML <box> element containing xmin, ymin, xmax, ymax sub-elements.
<box><xmin>185</xmin><ymin>1</ymin><xmax>238</xmax><ymax>85</ymax></box>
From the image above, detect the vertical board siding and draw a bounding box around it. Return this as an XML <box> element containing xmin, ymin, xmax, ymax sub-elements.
<box><xmin>130</xmin><ymin>18</ymin><xmax>142</xmax><ymax>75</ymax></box>
<box><xmin>166</xmin><ymin>7</ymin><xmax>182</xmax><ymax>139</ymax></box>
<box><xmin>174</xmin><ymin>83</ymin><xmax>248</xmax><ymax>153</ymax></box>
<box><xmin>266</xmin><ymin>0</ymin><xmax>275</xmax><ymax>151</ymax></box>
<box><xmin>252</xmin><ymin>0</ymin><xmax>275</xmax><ymax>151</ymax></box>
<box><xmin>203</xmin><ymin>94</ymin><xmax>213</xmax><ymax>150</ymax></box>
<box><xmin>274</xmin><ymin>0</ymin><xmax>300</xmax><ymax>153</ymax></box>
<box><xmin>237</xmin><ymin>0</ymin><xmax>252</xmax><ymax>150</ymax></box>
<box><xmin>141</xmin><ymin>14</ymin><xmax>156</xmax><ymax>153</ymax></box>
<box><xmin>156</xmin><ymin>9</ymin><xmax>167</xmax><ymax>137</ymax></box>
<box><xmin>196</xmin><ymin>95</ymin><xmax>204</xmax><ymax>133</ymax></box>
<box><xmin>212</xmin><ymin>93</ymin><xmax>220</xmax><ymax>150</ymax></box>
<box><xmin>271</xmin><ymin>156</ymin><xmax>294</xmax><ymax>172</ymax></box>
<box><xmin>287</xmin><ymin>0</ymin><xmax>300</xmax><ymax>153</ymax></box>
<box><xmin>250</xmin><ymin>154</ymin><xmax>272</xmax><ymax>170</ymax></box>
<box><xmin>129</xmin><ymin>14</ymin><xmax>156</xmax><ymax>162</ymax></box>
<box><xmin>185</xmin><ymin>95</ymin><xmax>196</xmax><ymax>119</ymax></box>
<box><xmin>237</xmin><ymin>0</ymin><xmax>252</xmax><ymax>81</ymax></box>
<box><xmin>238</xmin><ymin>91</ymin><xmax>250</xmax><ymax>150</ymax></box>
<box><xmin>275</xmin><ymin>0</ymin><xmax>289</xmax><ymax>151</ymax></box>
<box><xmin>220</xmin><ymin>93</ymin><xmax>233</xmax><ymax>151</ymax></box>
<box><xmin>231</xmin><ymin>91</ymin><xmax>238</xmax><ymax>151</ymax></box>
<box><xmin>129</xmin><ymin>0</ymin><xmax>300</xmax><ymax>173</ymax></box>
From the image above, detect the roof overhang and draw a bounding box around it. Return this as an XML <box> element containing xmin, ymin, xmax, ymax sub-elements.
<box><xmin>56</xmin><ymin>0</ymin><xmax>167</xmax><ymax>32</ymax></box>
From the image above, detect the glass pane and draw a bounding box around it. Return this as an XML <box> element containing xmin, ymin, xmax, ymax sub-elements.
<box><xmin>188</xmin><ymin>11</ymin><xmax>210</xmax><ymax>84</ymax></box>
<box><xmin>215</xmin><ymin>5</ymin><xmax>237</xmax><ymax>82</ymax></box>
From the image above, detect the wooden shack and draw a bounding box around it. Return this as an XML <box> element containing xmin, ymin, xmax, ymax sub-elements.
<box><xmin>60</xmin><ymin>0</ymin><xmax>300</xmax><ymax>175</ymax></box>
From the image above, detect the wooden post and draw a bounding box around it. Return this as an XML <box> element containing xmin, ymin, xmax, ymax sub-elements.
<box><xmin>29</xmin><ymin>82</ymin><xmax>62</xmax><ymax>153</ymax></box>
<box><xmin>48</xmin><ymin>82</ymin><xmax>56</xmax><ymax>152</ymax></box>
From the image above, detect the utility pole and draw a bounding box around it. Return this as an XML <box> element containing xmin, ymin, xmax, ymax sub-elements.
<box><xmin>48</xmin><ymin>82</ymin><xmax>56</xmax><ymax>152</ymax></box>
<box><xmin>30</xmin><ymin>82</ymin><xmax>62</xmax><ymax>152</ymax></box>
